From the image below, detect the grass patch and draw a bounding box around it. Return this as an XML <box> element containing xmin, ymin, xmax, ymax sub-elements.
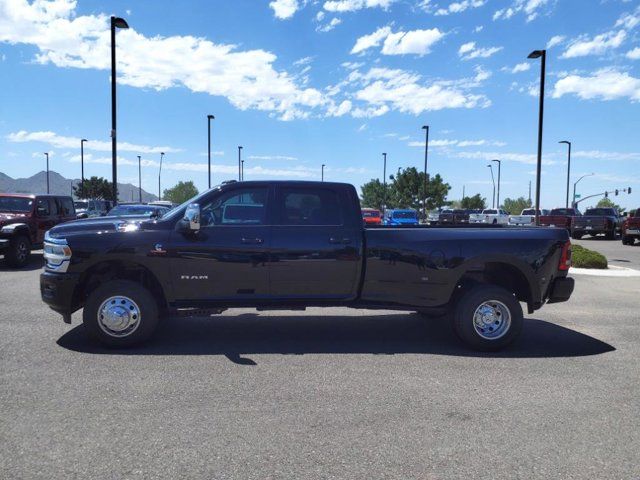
<box><xmin>572</xmin><ymin>244</ymin><xmax>608</xmax><ymax>269</ymax></box>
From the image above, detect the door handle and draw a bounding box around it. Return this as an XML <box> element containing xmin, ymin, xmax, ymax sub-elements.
<box><xmin>329</xmin><ymin>237</ymin><xmax>352</xmax><ymax>244</ymax></box>
<box><xmin>241</xmin><ymin>237</ymin><xmax>263</xmax><ymax>244</ymax></box>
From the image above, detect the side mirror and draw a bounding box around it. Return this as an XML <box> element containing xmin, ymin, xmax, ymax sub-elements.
<box><xmin>179</xmin><ymin>203</ymin><xmax>200</xmax><ymax>233</ymax></box>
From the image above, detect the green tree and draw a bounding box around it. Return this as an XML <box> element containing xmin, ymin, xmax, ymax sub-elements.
<box><xmin>360</xmin><ymin>179</ymin><xmax>390</xmax><ymax>210</ymax></box>
<box><xmin>596</xmin><ymin>197</ymin><xmax>625</xmax><ymax>213</ymax></box>
<box><xmin>461</xmin><ymin>194</ymin><xmax>486</xmax><ymax>210</ymax></box>
<box><xmin>163</xmin><ymin>181</ymin><xmax>199</xmax><ymax>205</ymax></box>
<box><xmin>389</xmin><ymin>167</ymin><xmax>451</xmax><ymax>211</ymax></box>
<box><xmin>73</xmin><ymin>176</ymin><xmax>116</xmax><ymax>201</ymax></box>
<box><xmin>502</xmin><ymin>196</ymin><xmax>531</xmax><ymax>215</ymax></box>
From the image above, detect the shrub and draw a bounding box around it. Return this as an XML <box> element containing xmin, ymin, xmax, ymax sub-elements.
<box><xmin>571</xmin><ymin>244</ymin><xmax>608</xmax><ymax>269</ymax></box>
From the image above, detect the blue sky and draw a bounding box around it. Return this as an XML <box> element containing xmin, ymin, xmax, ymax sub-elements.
<box><xmin>1</xmin><ymin>0</ymin><xmax>639</xmax><ymax>208</ymax></box>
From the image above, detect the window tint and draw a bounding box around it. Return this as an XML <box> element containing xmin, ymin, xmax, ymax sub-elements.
<box><xmin>36</xmin><ymin>198</ymin><xmax>50</xmax><ymax>216</ymax></box>
<box><xmin>58</xmin><ymin>197</ymin><xmax>74</xmax><ymax>215</ymax></box>
<box><xmin>279</xmin><ymin>188</ymin><xmax>341</xmax><ymax>225</ymax></box>
<box><xmin>200</xmin><ymin>187</ymin><xmax>268</xmax><ymax>226</ymax></box>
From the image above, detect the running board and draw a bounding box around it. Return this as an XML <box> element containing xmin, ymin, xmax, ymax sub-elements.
<box><xmin>174</xmin><ymin>307</ymin><xmax>227</xmax><ymax>317</ymax></box>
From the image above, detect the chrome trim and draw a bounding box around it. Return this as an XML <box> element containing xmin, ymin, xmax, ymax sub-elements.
<box><xmin>43</xmin><ymin>235</ymin><xmax>71</xmax><ymax>273</ymax></box>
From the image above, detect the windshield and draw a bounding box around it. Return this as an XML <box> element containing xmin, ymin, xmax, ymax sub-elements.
<box><xmin>108</xmin><ymin>205</ymin><xmax>166</xmax><ymax>217</ymax></box>
<box><xmin>0</xmin><ymin>197</ymin><xmax>33</xmax><ymax>213</ymax></box>
<box><xmin>521</xmin><ymin>209</ymin><xmax>538</xmax><ymax>215</ymax></box>
<box><xmin>393</xmin><ymin>210</ymin><xmax>417</xmax><ymax>219</ymax></box>
<box><xmin>483</xmin><ymin>209</ymin><xmax>497</xmax><ymax>214</ymax></box>
<box><xmin>74</xmin><ymin>201</ymin><xmax>88</xmax><ymax>210</ymax></box>
<box><xmin>585</xmin><ymin>208</ymin><xmax>615</xmax><ymax>216</ymax></box>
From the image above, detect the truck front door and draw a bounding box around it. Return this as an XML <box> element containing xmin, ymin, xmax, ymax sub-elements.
<box><xmin>169</xmin><ymin>185</ymin><xmax>271</xmax><ymax>303</ymax></box>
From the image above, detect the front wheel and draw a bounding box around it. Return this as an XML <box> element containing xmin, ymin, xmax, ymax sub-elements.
<box><xmin>571</xmin><ymin>231</ymin><xmax>583</xmax><ymax>240</ymax></box>
<box><xmin>622</xmin><ymin>235</ymin><xmax>634</xmax><ymax>245</ymax></box>
<box><xmin>453</xmin><ymin>285</ymin><xmax>523</xmax><ymax>351</ymax></box>
<box><xmin>83</xmin><ymin>280</ymin><xmax>159</xmax><ymax>348</ymax></box>
<box><xmin>5</xmin><ymin>235</ymin><xmax>31</xmax><ymax>268</ymax></box>
<box><xmin>605</xmin><ymin>230</ymin><xmax>616</xmax><ymax>240</ymax></box>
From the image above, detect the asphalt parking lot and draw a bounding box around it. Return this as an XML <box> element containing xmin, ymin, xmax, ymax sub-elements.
<box><xmin>573</xmin><ymin>235</ymin><xmax>640</xmax><ymax>269</ymax></box>
<box><xmin>1</xmin><ymin>250</ymin><xmax>639</xmax><ymax>479</ymax></box>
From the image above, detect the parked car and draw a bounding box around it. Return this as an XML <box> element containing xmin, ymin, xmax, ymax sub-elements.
<box><xmin>107</xmin><ymin>204</ymin><xmax>170</xmax><ymax>219</ymax></box>
<box><xmin>40</xmin><ymin>180</ymin><xmax>574</xmax><ymax>351</ymax></box>
<box><xmin>427</xmin><ymin>208</ymin><xmax>444</xmax><ymax>225</ymax></box>
<box><xmin>509</xmin><ymin>209</ymin><xmax>549</xmax><ymax>226</ymax></box>
<box><xmin>439</xmin><ymin>209</ymin><xmax>470</xmax><ymax>225</ymax></box>
<box><xmin>361</xmin><ymin>208</ymin><xmax>382</xmax><ymax>225</ymax></box>
<box><xmin>539</xmin><ymin>208</ymin><xmax>581</xmax><ymax>231</ymax></box>
<box><xmin>148</xmin><ymin>200</ymin><xmax>177</xmax><ymax>209</ymax></box>
<box><xmin>469</xmin><ymin>209</ymin><xmax>510</xmax><ymax>225</ymax></box>
<box><xmin>0</xmin><ymin>193</ymin><xmax>76</xmax><ymax>268</ymax></box>
<box><xmin>75</xmin><ymin>199</ymin><xmax>113</xmax><ymax>219</ymax></box>
<box><xmin>622</xmin><ymin>209</ymin><xmax>640</xmax><ymax>245</ymax></box>
<box><xmin>571</xmin><ymin>207</ymin><xmax>623</xmax><ymax>240</ymax></box>
<box><xmin>383</xmin><ymin>208</ymin><xmax>419</xmax><ymax>225</ymax></box>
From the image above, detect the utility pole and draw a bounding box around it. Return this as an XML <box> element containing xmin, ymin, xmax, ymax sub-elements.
<box><xmin>137</xmin><ymin>155</ymin><xmax>142</xmax><ymax>203</ymax></box>
<box><xmin>422</xmin><ymin>125</ymin><xmax>429</xmax><ymax>217</ymax></box>
<box><xmin>528</xmin><ymin>49</ymin><xmax>546</xmax><ymax>225</ymax></box>
<box><xmin>238</xmin><ymin>146</ymin><xmax>243</xmax><ymax>181</ymax></box>
<box><xmin>382</xmin><ymin>152</ymin><xmax>387</xmax><ymax>215</ymax></box>
<box><xmin>110</xmin><ymin>15</ymin><xmax>129</xmax><ymax>205</ymax></box>
<box><xmin>207</xmin><ymin>114</ymin><xmax>214</xmax><ymax>189</ymax></box>
<box><xmin>44</xmin><ymin>152</ymin><xmax>50</xmax><ymax>194</ymax></box>
<box><xmin>528</xmin><ymin>181</ymin><xmax>532</xmax><ymax>204</ymax></box>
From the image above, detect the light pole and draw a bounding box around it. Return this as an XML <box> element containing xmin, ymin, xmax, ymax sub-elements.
<box><xmin>238</xmin><ymin>146</ymin><xmax>243</xmax><ymax>181</ymax></box>
<box><xmin>422</xmin><ymin>125</ymin><xmax>429</xmax><ymax>215</ymax></box>
<box><xmin>559</xmin><ymin>140</ymin><xmax>572</xmax><ymax>208</ymax></box>
<box><xmin>487</xmin><ymin>164</ymin><xmax>495</xmax><ymax>208</ymax></box>
<box><xmin>491</xmin><ymin>159</ymin><xmax>501</xmax><ymax>209</ymax></box>
<box><xmin>44</xmin><ymin>152</ymin><xmax>50</xmax><ymax>194</ymax></box>
<box><xmin>158</xmin><ymin>152</ymin><xmax>164</xmax><ymax>200</ymax></box>
<box><xmin>321</xmin><ymin>164</ymin><xmax>325</xmax><ymax>181</ymax></box>
<box><xmin>241</xmin><ymin>159</ymin><xmax>244</xmax><ymax>181</ymax></box>
<box><xmin>137</xmin><ymin>155</ymin><xmax>142</xmax><ymax>203</ymax></box>
<box><xmin>80</xmin><ymin>138</ymin><xmax>87</xmax><ymax>197</ymax></box>
<box><xmin>207</xmin><ymin>114</ymin><xmax>214</xmax><ymax>189</ymax></box>
<box><xmin>110</xmin><ymin>15</ymin><xmax>129</xmax><ymax>205</ymax></box>
<box><xmin>573</xmin><ymin>173</ymin><xmax>594</xmax><ymax>208</ymax></box>
<box><xmin>382</xmin><ymin>152</ymin><xmax>387</xmax><ymax>214</ymax></box>
<box><xmin>528</xmin><ymin>49</ymin><xmax>546</xmax><ymax>225</ymax></box>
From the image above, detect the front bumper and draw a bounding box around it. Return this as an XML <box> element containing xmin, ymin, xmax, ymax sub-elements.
<box><xmin>547</xmin><ymin>276</ymin><xmax>575</xmax><ymax>304</ymax></box>
<box><xmin>40</xmin><ymin>271</ymin><xmax>81</xmax><ymax>316</ymax></box>
<box><xmin>0</xmin><ymin>238</ymin><xmax>8</xmax><ymax>253</ymax></box>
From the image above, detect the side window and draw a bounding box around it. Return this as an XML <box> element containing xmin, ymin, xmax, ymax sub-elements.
<box><xmin>279</xmin><ymin>188</ymin><xmax>342</xmax><ymax>226</ymax></box>
<box><xmin>58</xmin><ymin>198</ymin><xmax>74</xmax><ymax>215</ymax></box>
<box><xmin>48</xmin><ymin>198</ymin><xmax>59</xmax><ymax>215</ymax></box>
<box><xmin>36</xmin><ymin>198</ymin><xmax>50</xmax><ymax>216</ymax></box>
<box><xmin>200</xmin><ymin>187</ymin><xmax>268</xmax><ymax>227</ymax></box>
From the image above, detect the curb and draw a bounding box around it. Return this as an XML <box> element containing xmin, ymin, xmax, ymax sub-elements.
<box><xmin>570</xmin><ymin>265</ymin><xmax>640</xmax><ymax>277</ymax></box>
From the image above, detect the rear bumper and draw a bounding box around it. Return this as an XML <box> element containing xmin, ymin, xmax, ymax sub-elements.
<box><xmin>40</xmin><ymin>271</ymin><xmax>81</xmax><ymax>315</ymax></box>
<box><xmin>546</xmin><ymin>276</ymin><xmax>575</xmax><ymax>304</ymax></box>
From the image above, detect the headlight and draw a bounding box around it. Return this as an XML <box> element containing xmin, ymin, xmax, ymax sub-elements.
<box><xmin>43</xmin><ymin>236</ymin><xmax>72</xmax><ymax>272</ymax></box>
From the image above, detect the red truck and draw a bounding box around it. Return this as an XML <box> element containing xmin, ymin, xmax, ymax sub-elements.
<box><xmin>539</xmin><ymin>208</ymin><xmax>581</xmax><ymax>232</ymax></box>
<box><xmin>0</xmin><ymin>193</ymin><xmax>76</xmax><ymax>268</ymax></box>
<box><xmin>622</xmin><ymin>209</ymin><xmax>640</xmax><ymax>245</ymax></box>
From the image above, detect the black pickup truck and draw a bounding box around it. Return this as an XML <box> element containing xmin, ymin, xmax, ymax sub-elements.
<box><xmin>571</xmin><ymin>207</ymin><xmax>623</xmax><ymax>240</ymax></box>
<box><xmin>40</xmin><ymin>181</ymin><xmax>574</xmax><ymax>351</ymax></box>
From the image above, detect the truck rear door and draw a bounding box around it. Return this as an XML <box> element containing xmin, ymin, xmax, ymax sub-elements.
<box><xmin>269</xmin><ymin>185</ymin><xmax>362</xmax><ymax>300</ymax></box>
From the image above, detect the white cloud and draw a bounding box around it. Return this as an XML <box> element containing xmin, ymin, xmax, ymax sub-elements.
<box><xmin>493</xmin><ymin>0</ymin><xmax>551</xmax><ymax>22</ymax></box>
<box><xmin>561</xmin><ymin>30</ymin><xmax>627</xmax><ymax>58</ymax></box>
<box><xmin>473</xmin><ymin>25</ymin><xmax>484</xmax><ymax>33</ymax></box>
<box><xmin>435</xmin><ymin>0</ymin><xmax>486</xmax><ymax>16</ymax></box>
<box><xmin>269</xmin><ymin>0</ymin><xmax>300</xmax><ymax>19</ymax></box>
<box><xmin>0</xmin><ymin>0</ymin><xmax>327</xmax><ymax>120</ymax></box>
<box><xmin>323</xmin><ymin>0</ymin><xmax>397</xmax><ymax>13</ymax></box>
<box><xmin>458</xmin><ymin>41</ymin><xmax>503</xmax><ymax>60</ymax></box>
<box><xmin>502</xmin><ymin>62</ymin><xmax>530</xmax><ymax>73</ymax></box>
<box><xmin>626</xmin><ymin>47</ymin><xmax>640</xmax><ymax>60</ymax></box>
<box><xmin>327</xmin><ymin>99</ymin><xmax>353</xmax><ymax>116</ymax></box>
<box><xmin>7</xmin><ymin>130</ymin><xmax>180</xmax><ymax>154</ymax></box>
<box><xmin>456</xmin><ymin>150</ymin><xmax>556</xmax><ymax>165</ymax></box>
<box><xmin>546</xmin><ymin>35</ymin><xmax>565</xmax><ymax>49</ymax></box>
<box><xmin>552</xmin><ymin>68</ymin><xmax>640</xmax><ymax>101</ymax></box>
<box><xmin>408</xmin><ymin>139</ymin><xmax>505</xmax><ymax>147</ymax></box>
<box><xmin>316</xmin><ymin>17</ymin><xmax>342</xmax><ymax>32</ymax></box>
<box><xmin>246</xmin><ymin>155</ymin><xmax>299</xmax><ymax>161</ymax></box>
<box><xmin>615</xmin><ymin>5</ymin><xmax>640</xmax><ymax>30</ymax></box>
<box><xmin>573</xmin><ymin>150</ymin><xmax>640</xmax><ymax>162</ymax></box>
<box><xmin>316</xmin><ymin>11</ymin><xmax>325</xmax><ymax>21</ymax></box>
<box><xmin>351</xmin><ymin>26</ymin><xmax>445</xmax><ymax>55</ymax></box>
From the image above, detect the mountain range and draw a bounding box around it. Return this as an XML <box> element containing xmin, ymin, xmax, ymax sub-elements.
<box><xmin>0</xmin><ymin>171</ymin><xmax>158</xmax><ymax>202</ymax></box>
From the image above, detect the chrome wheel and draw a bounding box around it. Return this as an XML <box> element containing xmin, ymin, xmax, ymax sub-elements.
<box><xmin>472</xmin><ymin>300</ymin><xmax>511</xmax><ymax>340</ymax></box>
<box><xmin>97</xmin><ymin>296</ymin><xmax>141</xmax><ymax>338</ymax></box>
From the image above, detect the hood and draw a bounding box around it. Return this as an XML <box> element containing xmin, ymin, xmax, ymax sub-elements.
<box><xmin>0</xmin><ymin>212</ymin><xmax>28</xmax><ymax>227</ymax></box>
<box><xmin>47</xmin><ymin>215</ymin><xmax>153</xmax><ymax>239</ymax></box>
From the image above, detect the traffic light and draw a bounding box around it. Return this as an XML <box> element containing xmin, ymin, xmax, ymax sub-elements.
<box><xmin>629</xmin><ymin>187</ymin><xmax>632</xmax><ymax>194</ymax></box>
<box><xmin>615</xmin><ymin>189</ymin><xmax>619</xmax><ymax>196</ymax></box>
<box><xmin>605</xmin><ymin>191</ymin><xmax>608</xmax><ymax>198</ymax></box>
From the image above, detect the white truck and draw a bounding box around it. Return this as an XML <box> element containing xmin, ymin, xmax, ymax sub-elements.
<box><xmin>470</xmin><ymin>209</ymin><xmax>510</xmax><ymax>225</ymax></box>
<box><xmin>509</xmin><ymin>208</ymin><xmax>549</xmax><ymax>226</ymax></box>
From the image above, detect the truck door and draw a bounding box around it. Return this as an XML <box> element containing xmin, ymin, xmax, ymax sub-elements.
<box><xmin>269</xmin><ymin>185</ymin><xmax>361</xmax><ymax>300</ymax></box>
<box><xmin>169</xmin><ymin>185</ymin><xmax>271</xmax><ymax>303</ymax></box>
<box><xmin>34</xmin><ymin>197</ymin><xmax>57</xmax><ymax>244</ymax></box>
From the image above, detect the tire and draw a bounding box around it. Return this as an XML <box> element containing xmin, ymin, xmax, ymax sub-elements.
<box><xmin>622</xmin><ymin>235</ymin><xmax>633</xmax><ymax>246</ymax></box>
<box><xmin>605</xmin><ymin>230</ymin><xmax>615</xmax><ymax>240</ymax></box>
<box><xmin>83</xmin><ymin>280</ymin><xmax>159</xmax><ymax>348</ymax></box>
<box><xmin>571</xmin><ymin>231</ymin><xmax>583</xmax><ymax>240</ymax></box>
<box><xmin>5</xmin><ymin>235</ymin><xmax>31</xmax><ymax>268</ymax></box>
<box><xmin>492</xmin><ymin>219</ymin><xmax>497</xmax><ymax>225</ymax></box>
<box><xmin>452</xmin><ymin>284</ymin><xmax>523</xmax><ymax>351</ymax></box>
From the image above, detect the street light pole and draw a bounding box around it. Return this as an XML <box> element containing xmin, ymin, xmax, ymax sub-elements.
<box><xmin>241</xmin><ymin>159</ymin><xmax>244</xmax><ymax>181</ymax></box>
<box><xmin>238</xmin><ymin>146</ymin><xmax>243</xmax><ymax>181</ymax></box>
<box><xmin>137</xmin><ymin>155</ymin><xmax>142</xmax><ymax>203</ymax></box>
<box><xmin>321</xmin><ymin>164</ymin><xmax>325</xmax><ymax>181</ymax></box>
<box><xmin>110</xmin><ymin>15</ymin><xmax>129</xmax><ymax>205</ymax></box>
<box><xmin>573</xmin><ymin>173</ymin><xmax>595</xmax><ymax>208</ymax></box>
<box><xmin>44</xmin><ymin>152</ymin><xmax>50</xmax><ymax>194</ymax></box>
<box><xmin>80</xmin><ymin>138</ymin><xmax>87</xmax><ymax>197</ymax></box>
<box><xmin>158</xmin><ymin>152</ymin><xmax>164</xmax><ymax>200</ymax></box>
<box><xmin>491</xmin><ymin>159</ymin><xmax>501</xmax><ymax>209</ymax></box>
<box><xmin>528</xmin><ymin>49</ymin><xmax>546</xmax><ymax>225</ymax></box>
<box><xmin>559</xmin><ymin>140</ymin><xmax>572</xmax><ymax>208</ymax></box>
<box><xmin>207</xmin><ymin>114</ymin><xmax>214</xmax><ymax>189</ymax></box>
<box><xmin>382</xmin><ymin>152</ymin><xmax>387</xmax><ymax>215</ymax></box>
<box><xmin>422</xmin><ymin>125</ymin><xmax>429</xmax><ymax>216</ymax></box>
<box><xmin>487</xmin><ymin>164</ymin><xmax>495</xmax><ymax>208</ymax></box>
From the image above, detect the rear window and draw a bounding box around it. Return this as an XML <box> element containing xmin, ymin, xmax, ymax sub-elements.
<box><xmin>280</xmin><ymin>188</ymin><xmax>342</xmax><ymax>225</ymax></box>
<box><xmin>362</xmin><ymin>210</ymin><xmax>380</xmax><ymax>218</ymax></box>
<box><xmin>393</xmin><ymin>210</ymin><xmax>417</xmax><ymax>219</ymax></box>
<box><xmin>550</xmin><ymin>209</ymin><xmax>575</xmax><ymax>215</ymax></box>
<box><xmin>58</xmin><ymin>197</ymin><xmax>74</xmax><ymax>215</ymax></box>
<box><xmin>585</xmin><ymin>208</ymin><xmax>615</xmax><ymax>216</ymax></box>
<box><xmin>483</xmin><ymin>209</ymin><xmax>497</xmax><ymax>214</ymax></box>
<box><xmin>521</xmin><ymin>209</ymin><xmax>536</xmax><ymax>215</ymax></box>
<box><xmin>0</xmin><ymin>197</ymin><xmax>33</xmax><ymax>212</ymax></box>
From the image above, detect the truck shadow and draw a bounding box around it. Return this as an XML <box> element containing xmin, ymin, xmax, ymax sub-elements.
<box><xmin>0</xmin><ymin>252</ymin><xmax>44</xmax><ymax>272</ymax></box>
<box><xmin>56</xmin><ymin>313</ymin><xmax>615</xmax><ymax>363</ymax></box>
